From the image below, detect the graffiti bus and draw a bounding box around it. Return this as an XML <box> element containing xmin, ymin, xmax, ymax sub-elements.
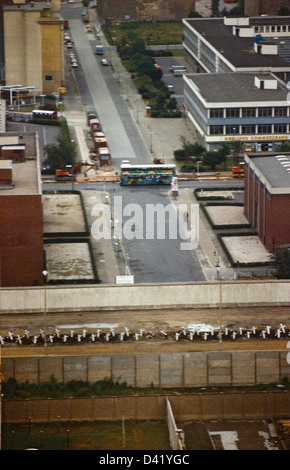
<box><xmin>120</xmin><ymin>163</ymin><xmax>176</xmax><ymax>186</ymax></box>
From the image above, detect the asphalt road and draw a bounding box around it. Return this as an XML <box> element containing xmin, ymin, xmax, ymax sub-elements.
<box><xmin>63</xmin><ymin>3</ymin><xmax>150</xmax><ymax>164</ymax></box>
<box><xmin>115</xmin><ymin>186</ymin><xmax>204</xmax><ymax>282</ymax></box>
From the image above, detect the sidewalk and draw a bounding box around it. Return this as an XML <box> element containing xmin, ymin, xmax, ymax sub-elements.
<box><xmin>175</xmin><ymin>188</ymin><xmax>236</xmax><ymax>280</ymax></box>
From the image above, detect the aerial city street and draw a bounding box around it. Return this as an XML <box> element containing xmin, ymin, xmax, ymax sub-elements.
<box><xmin>0</xmin><ymin>0</ymin><xmax>289</xmax><ymax>452</ymax></box>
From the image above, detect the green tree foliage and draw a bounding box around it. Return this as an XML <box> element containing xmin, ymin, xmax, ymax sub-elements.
<box><xmin>43</xmin><ymin>134</ymin><xmax>76</xmax><ymax>171</ymax></box>
<box><xmin>276</xmin><ymin>142</ymin><xmax>290</xmax><ymax>152</ymax></box>
<box><xmin>130</xmin><ymin>37</ymin><xmax>146</xmax><ymax>56</ymax></box>
<box><xmin>217</xmin><ymin>142</ymin><xmax>231</xmax><ymax>159</ymax></box>
<box><xmin>272</xmin><ymin>246</ymin><xmax>290</xmax><ymax>279</ymax></box>
<box><xmin>202</xmin><ymin>150</ymin><xmax>226</xmax><ymax>170</ymax></box>
<box><xmin>211</xmin><ymin>0</ymin><xmax>220</xmax><ymax>17</ymax></box>
<box><xmin>179</xmin><ymin>136</ymin><xmax>206</xmax><ymax>159</ymax></box>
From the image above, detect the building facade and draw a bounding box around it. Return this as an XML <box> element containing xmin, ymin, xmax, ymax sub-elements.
<box><xmin>0</xmin><ymin>131</ymin><xmax>44</xmax><ymax>287</ymax></box>
<box><xmin>183</xmin><ymin>16</ymin><xmax>290</xmax><ymax>83</ymax></box>
<box><xmin>2</xmin><ymin>0</ymin><xmax>65</xmax><ymax>94</ymax></box>
<box><xmin>244</xmin><ymin>152</ymin><xmax>290</xmax><ymax>251</ymax></box>
<box><xmin>183</xmin><ymin>72</ymin><xmax>290</xmax><ymax>151</ymax></box>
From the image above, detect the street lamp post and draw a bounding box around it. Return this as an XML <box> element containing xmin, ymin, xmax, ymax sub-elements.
<box><xmin>216</xmin><ymin>264</ymin><xmax>222</xmax><ymax>348</ymax></box>
<box><xmin>43</xmin><ymin>270</ymin><xmax>48</xmax><ymax>347</ymax></box>
<box><xmin>197</xmin><ymin>160</ymin><xmax>202</xmax><ymax>174</ymax></box>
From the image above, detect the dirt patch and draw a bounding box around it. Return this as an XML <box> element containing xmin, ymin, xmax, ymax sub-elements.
<box><xmin>43</xmin><ymin>194</ymin><xmax>86</xmax><ymax>233</ymax></box>
<box><xmin>206</xmin><ymin>205</ymin><xmax>248</xmax><ymax>226</ymax></box>
<box><xmin>222</xmin><ymin>235</ymin><xmax>272</xmax><ymax>264</ymax></box>
<box><xmin>44</xmin><ymin>243</ymin><xmax>94</xmax><ymax>280</ymax></box>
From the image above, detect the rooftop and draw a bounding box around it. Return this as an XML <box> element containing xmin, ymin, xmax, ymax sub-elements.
<box><xmin>184</xmin><ymin>17</ymin><xmax>290</xmax><ymax>70</ymax></box>
<box><xmin>0</xmin><ymin>159</ymin><xmax>41</xmax><ymax>195</ymax></box>
<box><xmin>186</xmin><ymin>72</ymin><xmax>288</xmax><ymax>104</ymax></box>
<box><xmin>246</xmin><ymin>152</ymin><xmax>290</xmax><ymax>191</ymax></box>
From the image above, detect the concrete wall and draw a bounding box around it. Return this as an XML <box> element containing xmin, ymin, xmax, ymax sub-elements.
<box><xmin>2</xmin><ymin>350</ymin><xmax>290</xmax><ymax>388</ymax></box>
<box><xmin>2</xmin><ymin>391</ymin><xmax>289</xmax><ymax>424</ymax></box>
<box><xmin>0</xmin><ymin>281</ymin><xmax>290</xmax><ymax>313</ymax></box>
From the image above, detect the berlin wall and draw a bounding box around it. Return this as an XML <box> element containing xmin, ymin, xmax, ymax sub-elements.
<box><xmin>0</xmin><ymin>281</ymin><xmax>290</xmax><ymax>313</ymax></box>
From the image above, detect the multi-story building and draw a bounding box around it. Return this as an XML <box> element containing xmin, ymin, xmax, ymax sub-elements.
<box><xmin>244</xmin><ymin>152</ymin><xmax>290</xmax><ymax>251</ymax></box>
<box><xmin>183</xmin><ymin>16</ymin><xmax>290</xmax><ymax>82</ymax></box>
<box><xmin>182</xmin><ymin>15</ymin><xmax>290</xmax><ymax>150</ymax></box>
<box><xmin>183</xmin><ymin>71</ymin><xmax>289</xmax><ymax>151</ymax></box>
<box><xmin>0</xmin><ymin>131</ymin><xmax>44</xmax><ymax>287</ymax></box>
<box><xmin>1</xmin><ymin>0</ymin><xmax>65</xmax><ymax>95</ymax></box>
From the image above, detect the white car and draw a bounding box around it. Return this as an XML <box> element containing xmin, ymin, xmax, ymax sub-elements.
<box><xmin>72</xmin><ymin>62</ymin><xmax>78</xmax><ymax>68</ymax></box>
<box><xmin>101</xmin><ymin>59</ymin><xmax>108</xmax><ymax>66</ymax></box>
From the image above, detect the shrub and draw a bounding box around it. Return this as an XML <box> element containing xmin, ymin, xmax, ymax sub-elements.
<box><xmin>174</xmin><ymin>149</ymin><xmax>186</xmax><ymax>160</ymax></box>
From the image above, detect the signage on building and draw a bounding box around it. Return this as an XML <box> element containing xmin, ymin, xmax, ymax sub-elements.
<box><xmin>224</xmin><ymin>135</ymin><xmax>289</xmax><ymax>141</ymax></box>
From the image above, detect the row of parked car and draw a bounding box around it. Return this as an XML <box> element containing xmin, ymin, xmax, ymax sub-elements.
<box><xmin>64</xmin><ymin>32</ymin><xmax>78</xmax><ymax>68</ymax></box>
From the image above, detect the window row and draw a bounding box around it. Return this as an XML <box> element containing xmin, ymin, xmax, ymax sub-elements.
<box><xmin>209</xmin><ymin>124</ymin><xmax>289</xmax><ymax>135</ymax></box>
<box><xmin>209</xmin><ymin>107</ymin><xmax>289</xmax><ymax>118</ymax></box>
<box><xmin>254</xmin><ymin>25</ymin><xmax>290</xmax><ymax>33</ymax></box>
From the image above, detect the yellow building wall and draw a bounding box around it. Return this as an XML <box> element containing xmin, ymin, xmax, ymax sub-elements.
<box><xmin>41</xmin><ymin>21</ymin><xmax>64</xmax><ymax>94</ymax></box>
<box><xmin>4</xmin><ymin>5</ymin><xmax>64</xmax><ymax>95</ymax></box>
<box><xmin>4</xmin><ymin>11</ymin><xmax>42</xmax><ymax>91</ymax></box>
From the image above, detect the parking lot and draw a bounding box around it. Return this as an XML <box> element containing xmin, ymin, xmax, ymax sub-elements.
<box><xmin>6</xmin><ymin>120</ymin><xmax>62</xmax><ymax>168</ymax></box>
<box><xmin>152</xmin><ymin>55</ymin><xmax>195</xmax><ymax>109</ymax></box>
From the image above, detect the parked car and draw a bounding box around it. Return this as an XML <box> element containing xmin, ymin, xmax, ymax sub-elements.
<box><xmin>101</xmin><ymin>58</ymin><xmax>108</xmax><ymax>66</ymax></box>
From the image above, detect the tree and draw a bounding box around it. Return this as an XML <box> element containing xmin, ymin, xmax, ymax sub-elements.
<box><xmin>43</xmin><ymin>135</ymin><xmax>76</xmax><ymax>171</ymax></box>
<box><xmin>130</xmin><ymin>37</ymin><xmax>146</xmax><ymax>56</ymax></box>
<box><xmin>272</xmin><ymin>246</ymin><xmax>290</xmax><ymax>279</ymax></box>
<box><xmin>153</xmin><ymin>91</ymin><xmax>167</xmax><ymax>112</ymax></box>
<box><xmin>179</xmin><ymin>136</ymin><xmax>205</xmax><ymax>159</ymax></box>
<box><xmin>217</xmin><ymin>142</ymin><xmax>231</xmax><ymax>159</ymax></box>
<box><xmin>211</xmin><ymin>0</ymin><xmax>220</xmax><ymax>17</ymax></box>
<box><xmin>202</xmin><ymin>150</ymin><xmax>224</xmax><ymax>170</ymax></box>
<box><xmin>134</xmin><ymin>53</ymin><xmax>155</xmax><ymax>76</ymax></box>
<box><xmin>230</xmin><ymin>140</ymin><xmax>243</xmax><ymax>165</ymax></box>
<box><xmin>276</xmin><ymin>142</ymin><xmax>290</xmax><ymax>152</ymax></box>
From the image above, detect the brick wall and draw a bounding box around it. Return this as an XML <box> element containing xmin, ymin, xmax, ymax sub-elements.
<box><xmin>244</xmin><ymin>165</ymin><xmax>290</xmax><ymax>251</ymax></box>
<box><xmin>0</xmin><ymin>195</ymin><xmax>44</xmax><ymax>286</ymax></box>
<box><xmin>244</xmin><ymin>0</ymin><xmax>288</xmax><ymax>16</ymax></box>
<box><xmin>98</xmin><ymin>0</ymin><xmax>195</xmax><ymax>22</ymax></box>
